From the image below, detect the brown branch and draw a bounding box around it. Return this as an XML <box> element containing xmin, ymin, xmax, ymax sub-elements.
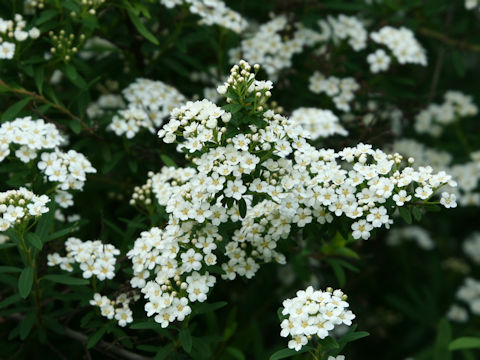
<box><xmin>0</xmin><ymin>78</ymin><xmax>96</xmax><ymax>136</ymax></box>
<box><xmin>8</xmin><ymin>314</ymin><xmax>151</xmax><ymax>360</ymax></box>
<box><xmin>419</xmin><ymin>27</ymin><xmax>480</xmax><ymax>53</ymax></box>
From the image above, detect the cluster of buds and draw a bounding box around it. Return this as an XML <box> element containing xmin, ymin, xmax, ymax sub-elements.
<box><xmin>130</xmin><ymin>173</ymin><xmax>154</xmax><ymax>208</ymax></box>
<box><xmin>49</xmin><ymin>30</ymin><xmax>85</xmax><ymax>62</ymax></box>
<box><xmin>218</xmin><ymin>60</ymin><xmax>273</xmax><ymax>113</ymax></box>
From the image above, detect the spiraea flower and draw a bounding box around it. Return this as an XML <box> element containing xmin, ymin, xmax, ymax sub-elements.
<box><xmin>309</xmin><ymin>72</ymin><xmax>360</xmax><ymax>112</ymax></box>
<box><xmin>47</xmin><ymin>237</ymin><xmax>120</xmax><ymax>281</ymax></box>
<box><xmin>126</xmin><ymin>60</ymin><xmax>457</xmax><ymax>329</ymax></box>
<box><xmin>104</xmin><ymin>78</ymin><xmax>186</xmax><ymax>138</ymax></box>
<box><xmin>370</xmin><ymin>26</ymin><xmax>427</xmax><ymax>66</ymax></box>
<box><xmin>0</xmin><ymin>14</ymin><xmax>40</xmax><ymax>60</ymax></box>
<box><xmin>280</xmin><ymin>286</ymin><xmax>355</xmax><ymax>351</ymax></box>
<box><xmin>0</xmin><ymin>188</ymin><xmax>49</xmax><ymax>231</ymax></box>
<box><xmin>90</xmin><ymin>292</ymin><xmax>138</xmax><ymax>327</ymax></box>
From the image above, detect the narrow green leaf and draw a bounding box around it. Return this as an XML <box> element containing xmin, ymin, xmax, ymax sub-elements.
<box><xmin>43</xmin><ymin>274</ymin><xmax>89</xmax><ymax>285</ymax></box>
<box><xmin>269</xmin><ymin>346</ymin><xmax>313</xmax><ymax>360</ymax></box>
<box><xmin>449</xmin><ymin>337</ymin><xmax>480</xmax><ymax>351</ymax></box>
<box><xmin>0</xmin><ymin>266</ymin><xmax>22</xmax><ymax>273</ymax></box>
<box><xmin>412</xmin><ymin>206</ymin><xmax>422</xmax><ymax>222</ymax></box>
<box><xmin>434</xmin><ymin>318</ymin><xmax>452</xmax><ymax>360</ymax></box>
<box><xmin>193</xmin><ymin>301</ymin><xmax>228</xmax><ymax>315</ymax></box>
<box><xmin>179</xmin><ymin>328</ymin><xmax>192</xmax><ymax>353</ymax></box>
<box><xmin>0</xmin><ymin>294</ymin><xmax>21</xmax><ymax>309</ymax></box>
<box><xmin>34</xmin><ymin>66</ymin><xmax>44</xmax><ymax>94</ymax></box>
<box><xmin>238</xmin><ymin>198</ymin><xmax>247</xmax><ymax>218</ymax></box>
<box><xmin>399</xmin><ymin>206</ymin><xmax>412</xmax><ymax>225</ymax></box>
<box><xmin>154</xmin><ymin>344</ymin><xmax>174</xmax><ymax>360</ymax></box>
<box><xmin>35</xmin><ymin>200</ymin><xmax>55</xmax><ymax>239</ymax></box>
<box><xmin>87</xmin><ymin>327</ymin><xmax>106</xmax><ymax>349</ymax></box>
<box><xmin>68</xmin><ymin>119</ymin><xmax>82</xmax><ymax>134</ymax></box>
<box><xmin>26</xmin><ymin>233</ymin><xmax>42</xmax><ymax>250</ymax></box>
<box><xmin>1</xmin><ymin>97</ymin><xmax>32</xmax><ymax>122</ymax></box>
<box><xmin>18</xmin><ymin>267</ymin><xmax>34</xmax><ymax>299</ymax></box>
<box><xmin>225</xmin><ymin>347</ymin><xmax>246</xmax><ymax>360</ymax></box>
<box><xmin>19</xmin><ymin>311</ymin><xmax>36</xmax><ymax>340</ymax></box>
<box><xmin>127</xmin><ymin>10</ymin><xmax>159</xmax><ymax>45</ymax></box>
<box><xmin>47</xmin><ymin>223</ymin><xmax>78</xmax><ymax>242</ymax></box>
<box><xmin>160</xmin><ymin>154</ymin><xmax>177</xmax><ymax>168</ymax></box>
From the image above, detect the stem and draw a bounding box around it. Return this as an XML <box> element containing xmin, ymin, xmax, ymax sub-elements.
<box><xmin>18</xmin><ymin>231</ymin><xmax>43</xmax><ymax>324</ymax></box>
<box><xmin>0</xmin><ymin>78</ymin><xmax>95</xmax><ymax>135</ymax></box>
<box><xmin>419</xmin><ymin>27</ymin><xmax>480</xmax><ymax>53</ymax></box>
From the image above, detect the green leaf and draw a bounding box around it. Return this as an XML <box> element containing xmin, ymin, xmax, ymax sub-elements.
<box><xmin>18</xmin><ymin>267</ymin><xmax>34</xmax><ymax>299</ymax></box>
<box><xmin>269</xmin><ymin>346</ymin><xmax>313</xmax><ymax>360</ymax></box>
<box><xmin>0</xmin><ymin>294</ymin><xmax>21</xmax><ymax>309</ymax></box>
<box><xmin>1</xmin><ymin>97</ymin><xmax>32</xmax><ymax>122</ymax></box>
<box><xmin>222</xmin><ymin>104</ymin><xmax>243</xmax><ymax>114</ymax></box>
<box><xmin>68</xmin><ymin>119</ymin><xmax>82</xmax><ymax>134</ymax></box>
<box><xmin>127</xmin><ymin>10</ymin><xmax>159</xmax><ymax>45</ymax></box>
<box><xmin>412</xmin><ymin>206</ymin><xmax>422</xmax><ymax>222</ymax></box>
<box><xmin>225</xmin><ymin>346</ymin><xmax>246</xmax><ymax>360</ymax></box>
<box><xmin>43</xmin><ymin>274</ymin><xmax>89</xmax><ymax>285</ymax></box>
<box><xmin>0</xmin><ymin>266</ymin><xmax>22</xmax><ymax>273</ymax></box>
<box><xmin>449</xmin><ymin>337</ymin><xmax>480</xmax><ymax>351</ymax></box>
<box><xmin>34</xmin><ymin>66</ymin><xmax>44</xmax><ymax>94</ymax></box>
<box><xmin>434</xmin><ymin>318</ymin><xmax>452</xmax><ymax>360</ymax></box>
<box><xmin>238</xmin><ymin>198</ymin><xmax>247</xmax><ymax>218</ymax></box>
<box><xmin>33</xmin><ymin>9</ymin><xmax>58</xmax><ymax>26</ymax></box>
<box><xmin>326</xmin><ymin>259</ymin><xmax>346</xmax><ymax>287</ymax></box>
<box><xmin>320</xmin><ymin>336</ymin><xmax>339</xmax><ymax>350</ymax></box>
<box><xmin>193</xmin><ymin>301</ymin><xmax>228</xmax><ymax>315</ymax></box>
<box><xmin>399</xmin><ymin>206</ymin><xmax>412</xmax><ymax>225</ymax></box>
<box><xmin>47</xmin><ymin>223</ymin><xmax>78</xmax><ymax>242</ymax></box>
<box><xmin>26</xmin><ymin>233</ymin><xmax>43</xmax><ymax>250</ymax></box>
<box><xmin>87</xmin><ymin>326</ymin><xmax>106</xmax><ymax>349</ymax></box>
<box><xmin>451</xmin><ymin>51</ymin><xmax>465</xmax><ymax>78</ymax></box>
<box><xmin>35</xmin><ymin>200</ymin><xmax>55</xmax><ymax>239</ymax></box>
<box><xmin>179</xmin><ymin>328</ymin><xmax>192</xmax><ymax>353</ymax></box>
<box><xmin>160</xmin><ymin>154</ymin><xmax>177</xmax><ymax>168</ymax></box>
<box><xmin>154</xmin><ymin>344</ymin><xmax>174</xmax><ymax>360</ymax></box>
<box><xmin>19</xmin><ymin>311</ymin><xmax>36</xmax><ymax>340</ymax></box>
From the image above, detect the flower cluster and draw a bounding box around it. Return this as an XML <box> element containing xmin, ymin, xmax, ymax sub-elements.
<box><xmin>447</xmin><ymin>277</ymin><xmax>480</xmax><ymax>323</ymax></box>
<box><xmin>90</xmin><ymin>292</ymin><xmax>137</xmax><ymax>327</ymax></box>
<box><xmin>38</xmin><ymin>149</ymin><xmax>96</xmax><ymax>192</ymax></box>
<box><xmin>160</xmin><ymin>0</ymin><xmax>248</xmax><ymax>34</ymax></box>
<box><xmin>290</xmin><ymin>108</ymin><xmax>347</xmax><ymax>139</ymax></box>
<box><xmin>0</xmin><ymin>116</ymin><xmax>64</xmax><ymax>162</ymax></box>
<box><xmin>318</xmin><ymin>14</ymin><xmax>368</xmax><ymax>51</ymax></box>
<box><xmin>370</xmin><ymin>26</ymin><xmax>427</xmax><ymax>67</ymax></box>
<box><xmin>392</xmin><ymin>139</ymin><xmax>480</xmax><ymax>206</ymax></box>
<box><xmin>47</xmin><ymin>237</ymin><xmax>120</xmax><ymax>280</ymax></box>
<box><xmin>414</xmin><ymin>91</ymin><xmax>478</xmax><ymax>137</ymax></box>
<box><xmin>463</xmin><ymin>232</ymin><xmax>480</xmax><ymax>265</ymax></box>
<box><xmin>465</xmin><ymin>0</ymin><xmax>479</xmax><ymax>10</ymax></box>
<box><xmin>386</xmin><ymin>226</ymin><xmax>434</xmax><ymax>250</ymax></box>
<box><xmin>0</xmin><ymin>14</ymin><xmax>40</xmax><ymax>60</ymax></box>
<box><xmin>126</xmin><ymin>61</ymin><xmax>456</xmax><ymax>328</ymax></box>
<box><xmin>280</xmin><ymin>286</ymin><xmax>355</xmax><ymax>351</ymax></box>
<box><xmin>127</xmin><ymin>227</ymin><xmax>216</xmax><ymax>327</ymax></box>
<box><xmin>309</xmin><ymin>72</ymin><xmax>360</xmax><ymax>112</ymax></box>
<box><xmin>106</xmin><ymin>78</ymin><xmax>186</xmax><ymax>138</ymax></box>
<box><xmin>229</xmin><ymin>16</ymin><xmax>323</xmax><ymax>78</ymax></box>
<box><xmin>0</xmin><ymin>117</ymin><xmax>96</xmax><ymax>203</ymax></box>
<box><xmin>0</xmin><ymin>188</ymin><xmax>50</xmax><ymax>232</ymax></box>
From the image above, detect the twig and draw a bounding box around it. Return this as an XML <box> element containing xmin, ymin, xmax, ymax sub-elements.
<box><xmin>0</xmin><ymin>78</ymin><xmax>95</xmax><ymax>136</ymax></box>
<box><xmin>63</xmin><ymin>327</ymin><xmax>151</xmax><ymax>360</ymax></box>
<box><xmin>419</xmin><ymin>27</ymin><xmax>480</xmax><ymax>53</ymax></box>
<box><xmin>8</xmin><ymin>314</ymin><xmax>150</xmax><ymax>360</ymax></box>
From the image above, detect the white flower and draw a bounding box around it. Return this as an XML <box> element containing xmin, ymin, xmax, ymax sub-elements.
<box><xmin>0</xmin><ymin>42</ymin><xmax>15</xmax><ymax>59</ymax></box>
